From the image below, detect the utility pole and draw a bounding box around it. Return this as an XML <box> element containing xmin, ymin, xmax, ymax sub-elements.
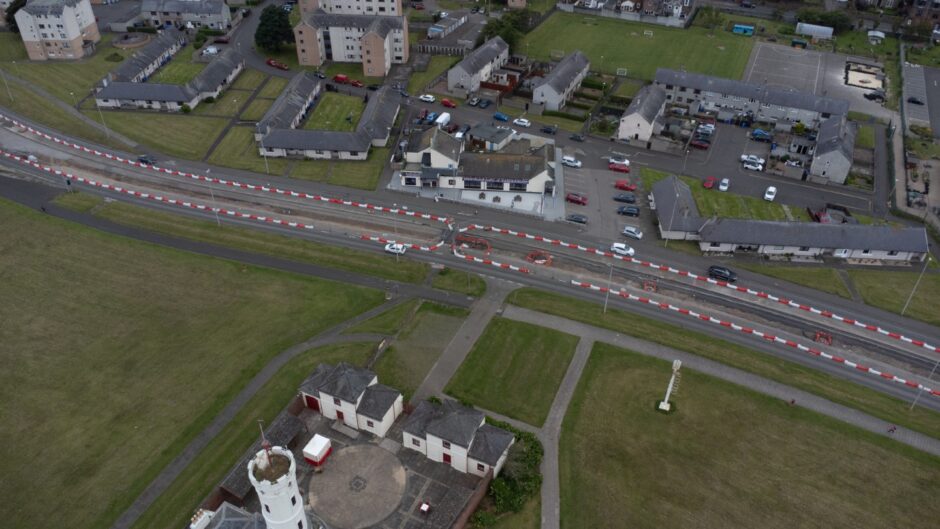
<box><xmin>901</xmin><ymin>255</ymin><xmax>931</xmax><ymax>315</ymax></box>
<box><xmin>207</xmin><ymin>168</ymin><xmax>221</xmax><ymax>227</ymax></box>
<box><xmin>910</xmin><ymin>357</ymin><xmax>939</xmax><ymax>411</ymax></box>
<box><xmin>603</xmin><ymin>262</ymin><xmax>613</xmax><ymax>314</ymax></box>
<box><xmin>1</xmin><ymin>67</ymin><xmax>13</xmax><ymax>103</ymax></box>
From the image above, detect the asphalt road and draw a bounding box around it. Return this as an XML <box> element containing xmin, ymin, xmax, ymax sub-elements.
<box><xmin>922</xmin><ymin>66</ymin><xmax>940</xmax><ymax>139</ymax></box>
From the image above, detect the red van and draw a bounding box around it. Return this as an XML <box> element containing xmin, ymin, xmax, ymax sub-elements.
<box><xmin>332</xmin><ymin>74</ymin><xmax>349</xmax><ymax>84</ymax></box>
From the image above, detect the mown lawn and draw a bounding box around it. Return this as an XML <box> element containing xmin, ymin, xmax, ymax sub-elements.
<box><xmin>343</xmin><ymin>298</ymin><xmax>422</xmax><ymax>335</ymax></box>
<box><xmin>232</xmin><ymin>68</ymin><xmax>267</xmax><ymax>90</ymax></box>
<box><xmin>848</xmin><ymin>269</ymin><xmax>940</xmax><ymax>327</ymax></box>
<box><xmin>193</xmin><ymin>89</ymin><xmax>251</xmax><ymax>117</ymax></box>
<box><xmin>289</xmin><ymin>147</ymin><xmax>391</xmax><ymax>190</ymax></box>
<box><xmin>0</xmin><ymin>198</ymin><xmax>383</xmax><ymax>529</ymax></box>
<box><xmin>149</xmin><ymin>44</ymin><xmax>205</xmax><ymax>85</ymax></box>
<box><xmin>304</xmin><ymin>92</ymin><xmax>364</xmax><ymax>132</ymax></box>
<box><xmin>446</xmin><ymin>317</ymin><xmax>579</xmax><ymax>426</ymax></box>
<box><xmin>258</xmin><ymin>75</ymin><xmax>290</xmax><ymax>98</ymax></box>
<box><xmin>408</xmin><ymin>55</ymin><xmax>458</xmax><ymax>94</ymax></box>
<box><xmin>560</xmin><ymin>342</ymin><xmax>940</xmax><ymax>529</ymax></box>
<box><xmin>856</xmin><ymin>123</ymin><xmax>876</xmax><ymax>149</ymax></box>
<box><xmin>240</xmin><ymin>98</ymin><xmax>274</xmax><ymax>120</ymax></box>
<box><xmin>522</xmin><ymin>13</ymin><xmax>753</xmax><ymax>79</ymax></box>
<box><xmin>206</xmin><ymin>125</ymin><xmax>290</xmax><ymax>174</ymax></box>
<box><xmin>131</xmin><ymin>342</ymin><xmax>377</xmax><ymax>529</ymax></box>
<box><xmin>432</xmin><ymin>267</ymin><xmax>487</xmax><ymax>297</ymax></box>
<box><xmin>85</xmin><ymin>110</ymin><xmax>227</xmax><ymax>160</ymax></box>
<box><xmin>506</xmin><ymin>288</ymin><xmax>940</xmax><ymax>438</ymax></box>
<box><xmin>54</xmin><ymin>192</ymin><xmax>430</xmax><ymax>284</ymax></box>
<box><xmin>738</xmin><ymin>264</ymin><xmax>852</xmax><ymax>299</ymax></box>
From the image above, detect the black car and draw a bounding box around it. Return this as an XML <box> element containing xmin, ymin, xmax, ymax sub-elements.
<box><xmin>613</xmin><ymin>193</ymin><xmax>636</xmax><ymax>203</ymax></box>
<box><xmin>617</xmin><ymin>205</ymin><xmax>640</xmax><ymax>217</ymax></box>
<box><xmin>478</xmin><ymin>99</ymin><xmax>492</xmax><ymax>109</ymax></box>
<box><xmin>459</xmin><ymin>124</ymin><xmax>472</xmax><ymax>134</ymax></box>
<box><xmin>566</xmin><ymin>214</ymin><xmax>588</xmax><ymax>224</ymax></box>
<box><xmin>570</xmin><ymin>134</ymin><xmax>585</xmax><ymax>142</ymax></box>
<box><xmin>137</xmin><ymin>154</ymin><xmax>157</xmax><ymax>165</ymax></box>
<box><xmin>541</xmin><ymin>124</ymin><xmax>558</xmax><ymax>135</ymax></box>
<box><xmin>864</xmin><ymin>91</ymin><xmax>885</xmax><ymax>102</ymax></box>
<box><xmin>707</xmin><ymin>265</ymin><xmax>737</xmax><ymax>282</ymax></box>
<box><xmin>315</xmin><ymin>72</ymin><xmax>327</xmax><ymax>79</ymax></box>
<box><xmin>907</xmin><ymin>96</ymin><xmax>925</xmax><ymax>105</ymax></box>
<box><xmin>400</xmin><ymin>90</ymin><xmax>409</xmax><ymax>98</ymax></box>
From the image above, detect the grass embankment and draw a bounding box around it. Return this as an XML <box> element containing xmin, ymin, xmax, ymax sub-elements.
<box><xmin>54</xmin><ymin>193</ymin><xmax>429</xmax><ymax>283</ymax></box>
<box><xmin>446</xmin><ymin>317</ymin><xmax>579</xmax><ymax>427</ymax></box>
<box><xmin>432</xmin><ymin>267</ymin><xmax>487</xmax><ymax>297</ymax></box>
<box><xmin>506</xmin><ymin>288</ymin><xmax>940</xmax><ymax>438</ymax></box>
<box><xmin>738</xmin><ymin>264</ymin><xmax>852</xmax><ymax>299</ymax></box>
<box><xmin>560</xmin><ymin>342</ymin><xmax>940</xmax><ymax>529</ymax></box>
<box><xmin>0</xmin><ymin>198</ymin><xmax>383</xmax><ymax>529</ymax></box>
<box><xmin>83</xmin><ymin>110</ymin><xmax>227</xmax><ymax>160</ymax></box>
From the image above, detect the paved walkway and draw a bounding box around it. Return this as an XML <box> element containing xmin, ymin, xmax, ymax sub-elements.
<box><xmin>112</xmin><ymin>299</ymin><xmax>408</xmax><ymax>529</ymax></box>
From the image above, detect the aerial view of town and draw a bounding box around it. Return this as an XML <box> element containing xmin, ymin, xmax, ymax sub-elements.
<box><xmin>2</xmin><ymin>0</ymin><xmax>940</xmax><ymax>528</ymax></box>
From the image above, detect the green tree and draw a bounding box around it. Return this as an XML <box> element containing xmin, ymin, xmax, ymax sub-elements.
<box><xmin>478</xmin><ymin>19</ymin><xmax>523</xmax><ymax>51</ymax></box>
<box><xmin>4</xmin><ymin>0</ymin><xmax>27</xmax><ymax>33</ymax></box>
<box><xmin>254</xmin><ymin>5</ymin><xmax>294</xmax><ymax>52</ymax></box>
<box><xmin>698</xmin><ymin>6</ymin><xmax>724</xmax><ymax>32</ymax></box>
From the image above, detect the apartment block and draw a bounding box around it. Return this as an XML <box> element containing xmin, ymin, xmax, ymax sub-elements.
<box><xmin>14</xmin><ymin>0</ymin><xmax>101</xmax><ymax>61</ymax></box>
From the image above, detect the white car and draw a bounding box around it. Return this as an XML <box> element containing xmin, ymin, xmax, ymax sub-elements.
<box><xmin>743</xmin><ymin>162</ymin><xmax>763</xmax><ymax>172</ymax></box>
<box><xmin>418</xmin><ymin>94</ymin><xmax>436</xmax><ymax>103</ymax></box>
<box><xmin>763</xmin><ymin>186</ymin><xmax>777</xmax><ymax>202</ymax></box>
<box><xmin>718</xmin><ymin>178</ymin><xmax>730</xmax><ymax>192</ymax></box>
<box><xmin>513</xmin><ymin>117</ymin><xmax>532</xmax><ymax>128</ymax></box>
<box><xmin>740</xmin><ymin>154</ymin><xmax>765</xmax><ymax>165</ymax></box>
<box><xmin>384</xmin><ymin>242</ymin><xmax>407</xmax><ymax>255</ymax></box>
<box><xmin>610</xmin><ymin>242</ymin><xmax>635</xmax><ymax>257</ymax></box>
<box><xmin>622</xmin><ymin>225</ymin><xmax>643</xmax><ymax>240</ymax></box>
<box><xmin>609</xmin><ymin>157</ymin><xmax>630</xmax><ymax>166</ymax></box>
<box><xmin>201</xmin><ymin>46</ymin><xmax>220</xmax><ymax>56</ymax></box>
<box><xmin>561</xmin><ymin>155</ymin><xmax>582</xmax><ymax>168</ymax></box>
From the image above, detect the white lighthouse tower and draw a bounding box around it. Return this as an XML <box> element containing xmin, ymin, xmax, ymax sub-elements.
<box><xmin>248</xmin><ymin>440</ymin><xmax>309</xmax><ymax>529</ymax></box>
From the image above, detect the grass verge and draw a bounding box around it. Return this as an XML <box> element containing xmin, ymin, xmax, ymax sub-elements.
<box><xmin>848</xmin><ymin>269</ymin><xmax>940</xmax><ymax>327</ymax></box>
<box><xmin>343</xmin><ymin>298</ymin><xmax>422</xmax><ymax>335</ymax></box>
<box><xmin>432</xmin><ymin>267</ymin><xmax>487</xmax><ymax>297</ymax></box>
<box><xmin>408</xmin><ymin>55</ymin><xmax>458</xmax><ymax>94</ymax></box>
<box><xmin>206</xmin><ymin>125</ymin><xmax>290</xmax><ymax>173</ymax></box>
<box><xmin>738</xmin><ymin>264</ymin><xmax>852</xmax><ymax>299</ymax></box>
<box><xmin>83</xmin><ymin>110</ymin><xmax>227</xmax><ymax>160</ymax></box>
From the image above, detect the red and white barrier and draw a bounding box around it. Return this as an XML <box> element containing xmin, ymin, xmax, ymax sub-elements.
<box><xmin>472</xmin><ymin>224</ymin><xmax>940</xmax><ymax>356</ymax></box>
<box><xmin>452</xmin><ymin>245</ymin><xmax>530</xmax><ymax>274</ymax></box>
<box><xmin>0</xmin><ymin>113</ymin><xmax>452</xmax><ymax>225</ymax></box>
<box><xmin>570</xmin><ymin>279</ymin><xmax>940</xmax><ymax>398</ymax></box>
<box><xmin>1</xmin><ymin>150</ymin><xmax>314</xmax><ymax>231</ymax></box>
<box><xmin>359</xmin><ymin>235</ymin><xmax>445</xmax><ymax>252</ymax></box>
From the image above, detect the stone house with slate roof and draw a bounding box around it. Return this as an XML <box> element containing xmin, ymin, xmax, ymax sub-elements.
<box><xmin>617</xmin><ymin>84</ymin><xmax>666</xmax><ymax>143</ymax></box>
<box><xmin>403</xmin><ymin>400</ymin><xmax>514</xmax><ymax>477</ymax></box>
<box><xmin>532</xmin><ymin>51</ymin><xmax>590</xmax><ymax>112</ymax></box>
<box><xmin>299</xmin><ymin>363</ymin><xmax>403</xmax><ymax>437</ymax></box>
<box><xmin>809</xmin><ymin>117</ymin><xmax>856</xmax><ymax>185</ymax></box>
<box><xmin>447</xmin><ymin>36</ymin><xmax>509</xmax><ymax>93</ymax></box>
<box><xmin>140</xmin><ymin>0</ymin><xmax>232</xmax><ymax>30</ymax></box>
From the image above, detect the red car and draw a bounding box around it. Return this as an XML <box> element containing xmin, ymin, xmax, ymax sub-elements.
<box><xmin>350</xmin><ymin>79</ymin><xmax>364</xmax><ymax>88</ymax></box>
<box><xmin>608</xmin><ymin>162</ymin><xmax>630</xmax><ymax>173</ymax></box>
<box><xmin>690</xmin><ymin>139</ymin><xmax>710</xmax><ymax>150</ymax></box>
<box><xmin>566</xmin><ymin>192</ymin><xmax>588</xmax><ymax>206</ymax></box>
<box><xmin>266</xmin><ymin>58</ymin><xmax>289</xmax><ymax>71</ymax></box>
<box><xmin>441</xmin><ymin>98</ymin><xmax>457</xmax><ymax>108</ymax></box>
<box><xmin>615</xmin><ymin>179</ymin><xmax>637</xmax><ymax>191</ymax></box>
<box><xmin>412</xmin><ymin>2</ymin><xmax>425</xmax><ymax>9</ymax></box>
<box><xmin>703</xmin><ymin>176</ymin><xmax>717</xmax><ymax>189</ymax></box>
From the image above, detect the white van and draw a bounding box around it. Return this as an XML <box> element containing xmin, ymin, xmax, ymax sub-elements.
<box><xmin>435</xmin><ymin>112</ymin><xmax>451</xmax><ymax>128</ymax></box>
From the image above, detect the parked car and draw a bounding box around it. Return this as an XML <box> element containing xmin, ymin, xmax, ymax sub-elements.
<box><xmin>561</xmin><ymin>155</ymin><xmax>582</xmax><ymax>168</ymax></box>
<box><xmin>864</xmin><ymin>90</ymin><xmax>885</xmax><ymax>102</ymax></box>
<box><xmin>266</xmin><ymin>58</ymin><xmax>290</xmax><ymax>70</ymax></box>
<box><xmin>617</xmin><ymin>205</ymin><xmax>641</xmax><ymax>217</ymax></box>
<box><xmin>442</xmin><ymin>98</ymin><xmax>457</xmax><ymax>108</ymax></box>
<box><xmin>399</xmin><ymin>90</ymin><xmax>410</xmax><ymax>98</ymax></box>
<box><xmin>740</xmin><ymin>154</ymin><xmax>765</xmax><ymax>165</ymax></box>
<box><xmin>609</xmin><ymin>157</ymin><xmax>630</xmax><ymax>166</ymax></box>
<box><xmin>613</xmin><ymin>192</ymin><xmax>636</xmax><ymax>203</ymax></box>
<box><xmin>446</xmin><ymin>123</ymin><xmax>460</xmax><ymax>133</ymax></box>
<box><xmin>541</xmin><ymin>124</ymin><xmax>558</xmax><ymax>135</ymax></box>
<box><xmin>608</xmin><ymin>162</ymin><xmax>630</xmax><ymax>173</ymax></box>
<box><xmin>610</xmin><ymin>242</ymin><xmax>635</xmax><ymax>257</ymax></box>
<box><xmin>332</xmin><ymin>74</ymin><xmax>349</xmax><ymax>84</ymax></box>
<box><xmin>707</xmin><ymin>265</ymin><xmax>737</xmax><ymax>282</ymax></box>
<box><xmin>907</xmin><ymin>96</ymin><xmax>925</xmax><ymax>105</ymax></box>
<box><xmin>615</xmin><ymin>179</ymin><xmax>637</xmax><ymax>191</ymax></box>
<box><xmin>281</xmin><ymin>3</ymin><xmax>293</xmax><ymax>11</ymax></box>
<box><xmin>513</xmin><ymin>117</ymin><xmax>532</xmax><ymax>128</ymax></box>
<box><xmin>570</xmin><ymin>133</ymin><xmax>585</xmax><ymax>142</ymax></box>
<box><xmin>566</xmin><ymin>192</ymin><xmax>588</xmax><ymax>205</ymax></box>
<box><xmin>493</xmin><ymin>111</ymin><xmax>510</xmax><ymax>122</ymax></box>
<box><xmin>418</xmin><ymin>94</ymin><xmax>436</xmax><ymax>103</ymax></box>
<box><xmin>478</xmin><ymin>99</ymin><xmax>492</xmax><ymax>109</ymax></box>
<box><xmin>690</xmin><ymin>139</ymin><xmax>710</xmax><ymax>150</ymax></box>
<box><xmin>718</xmin><ymin>178</ymin><xmax>730</xmax><ymax>192</ymax></box>
<box><xmin>201</xmin><ymin>46</ymin><xmax>220</xmax><ymax>56</ymax></box>
<box><xmin>350</xmin><ymin>79</ymin><xmax>364</xmax><ymax>88</ymax></box>
<box><xmin>411</xmin><ymin>2</ymin><xmax>425</xmax><ymax>9</ymax></box>
<box><xmin>468</xmin><ymin>97</ymin><xmax>480</xmax><ymax>106</ymax></box>
<box><xmin>622</xmin><ymin>225</ymin><xmax>643</xmax><ymax>239</ymax></box>
<box><xmin>566</xmin><ymin>214</ymin><xmax>589</xmax><ymax>224</ymax></box>
<box><xmin>384</xmin><ymin>242</ymin><xmax>407</xmax><ymax>255</ymax></box>
<box><xmin>785</xmin><ymin>159</ymin><xmax>803</xmax><ymax>167</ymax></box>
<box><xmin>763</xmin><ymin>185</ymin><xmax>778</xmax><ymax>201</ymax></box>
<box><xmin>315</xmin><ymin>71</ymin><xmax>327</xmax><ymax>79</ymax></box>
<box><xmin>743</xmin><ymin>162</ymin><xmax>763</xmax><ymax>172</ymax></box>
<box><xmin>137</xmin><ymin>154</ymin><xmax>157</xmax><ymax>165</ymax></box>
<box><xmin>751</xmin><ymin>129</ymin><xmax>772</xmax><ymax>142</ymax></box>
<box><xmin>426</xmin><ymin>112</ymin><xmax>438</xmax><ymax>123</ymax></box>
<box><xmin>703</xmin><ymin>176</ymin><xmax>717</xmax><ymax>189</ymax></box>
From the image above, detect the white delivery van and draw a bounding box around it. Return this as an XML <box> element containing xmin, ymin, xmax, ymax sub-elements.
<box><xmin>435</xmin><ymin>112</ymin><xmax>451</xmax><ymax>129</ymax></box>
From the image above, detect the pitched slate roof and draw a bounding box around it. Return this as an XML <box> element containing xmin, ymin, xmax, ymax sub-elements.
<box><xmin>699</xmin><ymin>219</ymin><xmax>929</xmax><ymax>253</ymax></box>
<box><xmin>814</xmin><ymin>117</ymin><xmax>855</xmax><ymax>160</ymax></box>
<box><xmin>315</xmin><ymin>362</ymin><xmax>376</xmax><ymax>403</ymax></box>
<box><xmin>141</xmin><ymin>0</ymin><xmax>228</xmax><ymax>16</ymax></box>
<box><xmin>257</xmin><ymin>72</ymin><xmax>320</xmax><ymax>133</ymax></box>
<box><xmin>411</xmin><ymin>126</ymin><xmax>462</xmax><ymax>160</ymax></box>
<box><xmin>452</xmin><ymin>36</ymin><xmax>508</xmax><ymax>77</ymax></box>
<box><xmin>190</xmin><ymin>48</ymin><xmax>243</xmax><ymax>93</ymax></box>
<box><xmin>651</xmin><ymin>175</ymin><xmax>705</xmax><ymax>233</ymax></box>
<box><xmin>467</xmin><ymin>424</ymin><xmax>514</xmax><ymax>466</ymax></box>
<box><xmin>624</xmin><ymin>84</ymin><xmax>666</xmax><ymax>123</ymax></box>
<box><xmin>109</xmin><ymin>27</ymin><xmax>185</xmax><ymax>83</ymax></box>
<box><xmin>655</xmin><ymin>68</ymin><xmax>849</xmax><ymax>117</ymax></box>
<box><xmin>204</xmin><ymin>502</ymin><xmax>264</xmax><ymax>529</ymax></box>
<box><xmin>21</xmin><ymin>0</ymin><xmax>83</xmax><ymax>16</ymax></box>
<box><xmin>96</xmin><ymin>81</ymin><xmax>197</xmax><ymax>102</ymax></box>
<box><xmin>535</xmin><ymin>51</ymin><xmax>590</xmax><ymax>94</ymax></box>
<box><xmin>467</xmin><ymin>123</ymin><xmax>513</xmax><ymax>144</ymax></box>
<box><xmin>357</xmin><ymin>384</ymin><xmax>401</xmax><ymax>421</ymax></box>
<box><xmin>402</xmin><ymin>399</ymin><xmax>486</xmax><ymax>447</ymax></box>
<box><xmin>357</xmin><ymin>86</ymin><xmax>400</xmax><ymax>140</ymax></box>
<box><xmin>460</xmin><ymin>148</ymin><xmax>548</xmax><ymax>182</ymax></box>
<box><xmin>302</xmin><ymin>9</ymin><xmax>404</xmax><ymax>37</ymax></box>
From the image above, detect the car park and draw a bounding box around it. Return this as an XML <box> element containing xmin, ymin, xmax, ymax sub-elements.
<box><xmin>384</xmin><ymin>242</ymin><xmax>407</xmax><ymax>255</ymax></box>
<box><xmin>907</xmin><ymin>96</ymin><xmax>925</xmax><ymax>105</ymax></box>
<box><xmin>566</xmin><ymin>214</ymin><xmax>588</xmax><ymax>224</ymax></box>
<box><xmin>707</xmin><ymin>265</ymin><xmax>737</xmax><ymax>282</ymax></box>
<box><xmin>566</xmin><ymin>192</ymin><xmax>588</xmax><ymax>205</ymax></box>
<box><xmin>478</xmin><ymin>99</ymin><xmax>492</xmax><ymax>109</ymax></box>
<box><xmin>468</xmin><ymin>97</ymin><xmax>480</xmax><ymax>106</ymax></box>
<box><xmin>561</xmin><ymin>156</ymin><xmax>582</xmax><ymax>168</ymax></box>
<box><xmin>613</xmin><ymin>192</ymin><xmax>636</xmax><ymax>203</ymax></box>
<box><xmin>718</xmin><ymin>178</ymin><xmax>730</xmax><ymax>192</ymax></box>
<box><xmin>703</xmin><ymin>176</ymin><xmax>717</xmax><ymax>189</ymax></box>
<box><xmin>442</xmin><ymin>98</ymin><xmax>457</xmax><ymax>108</ymax></box>
<box><xmin>610</xmin><ymin>242</ymin><xmax>635</xmax><ymax>257</ymax></box>
<box><xmin>418</xmin><ymin>94</ymin><xmax>436</xmax><ymax>103</ymax></box>
<box><xmin>266</xmin><ymin>58</ymin><xmax>290</xmax><ymax>70</ymax></box>
<box><xmin>608</xmin><ymin>162</ymin><xmax>630</xmax><ymax>173</ymax></box>
<box><xmin>350</xmin><ymin>80</ymin><xmax>364</xmax><ymax>88</ymax></box>
<box><xmin>763</xmin><ymin>186</ymin><xmax>777</xmax><ymax>201</ymax></box>
<box><xmin>570</xmin><ymin>134</ymin><xmax>585</xmax><ymax>142</ymax></box>
<box><xmin>493</xmin><ymin>112</ymin><xmax>510</xmax><ymax>122</ymax></box>
<box><xmin>743</xmin><ymin>162</ymin><xmax>763</xmax><ymax>172</ymax></box>
<box><xmin>690</xmin><ymin>139</ymin><xmax>710</xmax><ymax>150</ymax></box>
<box><xmin>615</xmin><ymin>179</ymin><xmax>637</xmax><ymax>191</ymax></box>
<box><xmin>740</xmin><ymin>154</ymin><xmax>765</xmax><ymax>165</ymax></box>
<box><xmin>622</xmin><ymin>225</ymin><xmax>643</xmax><ymax>239</ymax></box>
<box><xmin>513</xmin><ymin>117</ymin><xmax>532</xmax><ymax>127</ymax></box>
<box><xmin>541</xmin><ymin>124</ymin><xmax>558</xmax><ymax>134</ymax></box>
<box><xmin>617</xmin><ymin>205</ymin><xmax>640</xmax><ymax>216</ymax></box>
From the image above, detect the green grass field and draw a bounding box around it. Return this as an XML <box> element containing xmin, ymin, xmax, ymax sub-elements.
<box><xmin>304</xmin><ymin>92</ymin><xmax>364</xmax><ymax>132</ymax></box>
<box><xmin>561</xmin><ymin>342</ymin><xmax>940</xmax><ymax>529</ymax></box>
<box><xmin>0</xmin><ymin>198</ymin><xmax>383</xmax><ymax>529</ymax></box>
<box><xmin>240</xmin><ymin>98</ymin><xmax>275</xmax><ymax>120</ymax></box>
<box><xmin>85</xmin><ymin>110</ymin><xmax>227</xmax><ymax>160</ymax></box>
<box><xmin>207</xmin><ymin>125</ymin><xmax>290</xmax><ymax>174</ymax></box>
<box><xmin>258</xmin><ymin>75</ymin><xmax>290</xmax><ymax>98</ymax></box>
<box><xmin>149</xmin><ymin>45</ymin><xmax>206</xmax><ymax>85</ymax></box>
<box><xmin>446</xmin><ymin>317</ymin><xmax>579</xmax><ymax>426</ymax></box>
<box><xmin>522</xmin><ymin>13</ymin><xmax>753</xmax><ymax>80</ymax></box>
<box><xmin>613</xmin><ymin>78</ymin><xmax>645</xmax><ymax>98</ymax></box>
<box><xmin>232</xmin><ymin>68</ymin><xmax>267</xmax><ymax>90</ymax></box>
<box><xmin>848</xmin><ymin>269</ymin><xmax>940</xmax><ymax>327</ymax></box>
<box><xmin>54</xmin><ymin>193</ymin><xmax>430</xmax><ymax>284</ymax></box>
<box><xmin>375</xmin><ymin>302</ymin><xmax>469</xmax><ymax>399</ymax></box>
<box><xmin>0</xmin><ymin>32</ymin><xmax>28</xmax><ymax>61</ymax></box>
<box><xmin>408</xmin><ymin>55</ymin><xmax>458</xmax><ymax>94</ymax></box>
<box><xmin>131</xmin><ymin>342</ymin><xmax>377</xmax><ymax>529</ymax></box>
<box><xmin>738</xmin><ymin>264</ymin><xmax>852</xmax><ymax>299</ymax></box>
<box><xmin>343</xmin><ymin>298</ymin><xmax>422</xmax><ymax>335</ymax></box>
<box><xmin>194</xmin><ymin>89</ymin><xmax>251</xmax><ymax>117</ymax></box>
<box><xmin>289</xmin><ymin>147</ymin><xmax>390</xmax><ymax>190</ymax></box>
<box><xmin>856</xmin><ymin>123</ymin><xmax>876</xmax><ymax>149</ymax></box>
<box><xmin>432</xmin><ymin>267</ymin><xmax>487</xmax><ymax>297</ymax></box>
<box><xmin>506</xmin><ymin>288</ymin><xmax>940</xmax><ymax>438</ymax></box>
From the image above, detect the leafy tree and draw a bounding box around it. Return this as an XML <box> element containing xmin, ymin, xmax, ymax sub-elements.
<box><xmin>5</xmin><ymin>0</ymin><xmax>26</xmax><ymax>33</ymax></box>
<box><xmin>479</xmin><ymin>18</ymin><xmax>523</xmax><ymax>51</ymax></box>
<box><xmin>698</xmin><ymin>6</ymin><xmax>723</xmax><ymax>32</ymax></box>
<box><xmin>254</xmin><ymin>5</ymin><xmax>294</xmax><ymax>52</ymax></box>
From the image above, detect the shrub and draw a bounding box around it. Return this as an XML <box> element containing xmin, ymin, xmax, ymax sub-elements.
<box><xmin>198</xmin><ymin>28</ymin><xmax>225</xmax><ymax>37</ymax></box>
<box><xmin>543</xmin><ymin>110</ymin><xmax>586</xmax><ymax>121</ymax></box>
<box><xmin>203</xmin><ymin>96</ymin><xmax>216</xmax><ymax>104</ymax></box>
<box><xmin>581</xmin><ymin>78</ymin><xmax>607</xmax><ymax>91</ymax></box>
<box><xmin>569</xmin><ymin>101</ymin><xmax>594</xmax><ymax>110</ymax></box>
<box><xmin>484</xmin><ymin>419</ymin><xmax>543</xmax><ymax>515</ymax></box>
<box><xmin>575</xmin><ymin>91</ymin><xmax>601</xmax><ymax>101</ymax></box>
<box><xmin>181</xmin><ymin>104</ymin><xmax>191</xmax><ymax>113</ymax></box>
<box><xmin>911</xmin><ymin>124</ymin><xmax>933</xmax><ymax>139</ymax></box>
<box><xmin>105</xmin><ymin>52</ymin><xmax>124</xmax><ymax>63</ymax></box>
<box><xmin>609</xmin><ymin>95</ymin><xmax>631</xmax><ymax>106</ymax></box>
<box><xmin>136</xmin><ymin>26</ymin><xmax>157</xmax><ymax>34</ymax></box>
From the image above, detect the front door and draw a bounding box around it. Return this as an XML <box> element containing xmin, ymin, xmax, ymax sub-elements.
<box><xmin>442</xmin><ymin>453</ymin><xmax>451</xmax><ymax>464</ymax></box>
<box><xmin>336</xmin><ymin>410</ymin><xmax>345</xmax><ymax>422</ymax></box>
<box><xmin>304</xmin><ymin>395</ymin><xmax>320</xmax><ymax>411</ymax></box>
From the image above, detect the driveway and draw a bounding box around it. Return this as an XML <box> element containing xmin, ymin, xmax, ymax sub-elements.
<box><xmin>903</xmin><ymin>63</ymin><xmax>931</xmax><ymax>127</ymax></box>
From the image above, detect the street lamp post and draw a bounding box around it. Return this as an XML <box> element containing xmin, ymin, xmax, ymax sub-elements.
<box><xmin>901</xmin><ymin>255</ymin><xmax>931</xmax><ymax>315</ymax></box>
<box><xmin>260</xmin><ymin>137</ymin><xmax>270</xmax><ymax>174</ymax></box>
<box><xmin>603</xmin><ymin>262</ymin><xmax>613</xmax><ymax>314</ymax></box>
<box><xmin>910</xmin><ymin>356</ymin><xmax>939</xmax><ymax>411</ymax></box>
<box><xmin>1</xmin><ymin>66</ymin><xmax>13</xmax><ymax>103</ymax></box>
<box><xmin>207</xmin><ymin>168</ymin><xmax>221</xmax><ymax>227</ymax></box>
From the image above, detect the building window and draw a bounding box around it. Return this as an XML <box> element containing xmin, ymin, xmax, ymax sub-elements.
<box><xmin>486</xmin><ymin>181</ymin><xmax>503</xmax><ymax>190</ymax></box>
<box><xmin>464</xmin><ymin>180</ymin><xmax>481</xmax><ymax>189</ymax></box>
<box><xmin>292</xmin><ymin>496</ymin><xmax>297</xmax><ymax>506</ymax></box>
<box><xmin>862</xmin><ymin>249</ymin><xmax>871</xmax><ymax>254</ymax></box>
<box><xmin>442</xmin><ymin>440</ymin><xmax>451</xmax><ymax>449</ymax></box>
<box><xmin>265</xmin><ymin>504</ymin><xmax>270</xmax><ymax>513</ymax></box>
<box><xmin>367</xmin><ymin>420</ymin><xmax>374</xmax><ymax>427</ymax></box>
<box><xmin>477</xmin><ymin>463</ymin><xmax>485</xmax><ymax>471</ymax></box>
<box><xmin>412</xmin><ymin>438</ymin><xmax>421</xmax><ymax>447</ymax></box>
<box><xmin>888</xmin><ymin>250</ymin><xmax>899</xmax><ymax>256</ymax></box>
<box><xmin>333</xmin><ymin>397</ymin><xmax>341</xmax><ymax>405</ymax></box>
<box><xmin>710</xmin><ymin>242</ymin><xmax>721</xmax><ymax>248</ymax></box>
<box><xmin>799</xmin><ymin>246</ymin><xmax>810</xmax><ymax>251</ymax></box>
<box><xmin>448</xmin><ymin>179</ymin><xmax>456</xmax><ymax>186</ymax></box>
<box><xmin>509</xmin><ymin>182</ymin><xmax>526</xmax><ymax>191</ymax></box>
